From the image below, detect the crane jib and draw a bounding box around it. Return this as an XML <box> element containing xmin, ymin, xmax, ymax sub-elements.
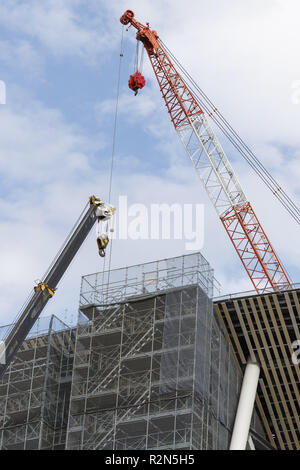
<box><xmin>120</xmin><ymin>10</ymin><xmax>292</xmax><ymax>293</ymax></box>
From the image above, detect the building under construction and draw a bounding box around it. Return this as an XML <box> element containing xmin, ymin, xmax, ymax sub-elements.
<box><xmin>1</xmin><ymin>252</ymin><xmax>286</xmax><ymax>451</ymax></box>
<box><xmin>215</xmin><ymin>289</ymin><xmax>300</xmax><ymax>449</ymax></box>
<box><xmin>1</xmin><ymin>4</ymin><xmax>300</xmax><ymax>453</ymax></box>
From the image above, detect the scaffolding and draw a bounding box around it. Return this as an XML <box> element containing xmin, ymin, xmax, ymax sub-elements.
<box><xmin>66</xmin><ymin>252</ymin><xmax>249</xmax><ymax>450</ymax></box>
<box><xmin>215</xmin><ymin>288</ymin><xmax>300</xmax><ymax>450</ymax></box>
<box><xmin>0</xmin><ymin>315</ymin><xmax>75</xmax><ymax>450</ymax></box>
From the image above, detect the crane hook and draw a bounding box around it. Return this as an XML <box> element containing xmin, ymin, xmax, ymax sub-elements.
<box><xmin>97</xmin><ymin>234</ymin><xmax>109</xmax><ymax>257</ymax></box>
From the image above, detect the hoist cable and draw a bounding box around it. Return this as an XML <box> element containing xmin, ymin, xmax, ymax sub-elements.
<box><xmin>161</xmin><ymin>40</ymin><xmax>300</xmax><ymax>223</ymax></box>
<box><xmin>157</xmin><ymin>39</ymin><xmax>295</xmax><ymax>281</ymax></box>
<box><xmin>135</xmin><ymin>39</ymin><xmax>140</xmax><ymax>73</ymax></box>
<box><xmin>139</xmin><ymin>44</ymin><xmax>145</xmax><ymax>75</ymax></box>
<box><xmin>108</xmin><ymin>26</ymin><xmax>124</xmax><ymax>204</ymax></box>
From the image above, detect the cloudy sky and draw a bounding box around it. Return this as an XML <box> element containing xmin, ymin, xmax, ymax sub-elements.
<box><xmin>0</xmin><ymin>0</ymin><xmax>300</xmax><ymax>326</ymax></box>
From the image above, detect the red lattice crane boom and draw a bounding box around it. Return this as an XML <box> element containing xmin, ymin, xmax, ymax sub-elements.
<box><xmin>120</xmin><ymin>10</ymin><xmax>292</xmax><ymax>293</ymax></box>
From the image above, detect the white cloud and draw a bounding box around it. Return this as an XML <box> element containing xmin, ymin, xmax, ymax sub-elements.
<box><xmin>0</xmin><ymin>96</ymin><xmax>107</xmax><ymax>185</ymax></box>
<box><xmin>0</xmin><ymin>91</ymin><xmax>110</xmax><ymax>322</ymax></box>
<box><xmin>96</xmin><ymin>90</ymin><xmax>157</xmax><ymax>122</ymax></box>
<box><xmin>1</xmin><ymin>0</ymin><xmax>300</xmax><ymax>331</ymax></box>
<box><xmin>111</xmin><ymin>1</ymin><xmax>300</xmax><ymax>146</ymax></box>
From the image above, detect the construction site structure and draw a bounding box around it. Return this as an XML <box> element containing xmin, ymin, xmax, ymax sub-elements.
<box><xmin>68</xmin><ymin>253</ymin><xmax>238</xmax><ymax>450</ymax></box>
<box><xmin>215</xmin><ymin>287</ymin><xmax>300</xmax><ymax>450</ymax></box>
<box><xmin>120</xmin><ymin>10</ymin><xmax>292</xmax><ymax>294</ymax></box>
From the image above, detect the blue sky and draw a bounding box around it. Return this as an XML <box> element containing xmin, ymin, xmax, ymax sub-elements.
<box><xmin>1</xmin><ymin>0</ymin><xmax>300</xmax><ymax>326</ymax></box>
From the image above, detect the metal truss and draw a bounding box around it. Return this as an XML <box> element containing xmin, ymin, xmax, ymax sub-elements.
<box><xmin>177</xmin><ymin>115</ymin><xmax>246</xmax><ymax>216</ymax></box>
<box><xmin>120</xmin><ymin>10</ymin><xmax>292</xmax><ymax>294</ymax></box>
<box><xmin>147</xmin><ymin>40</ymin><xmax>291</xmax><ymax>293</ymax></box>
<box><xmin>146</xmin><ymin>44</ymin><xmax>203</xmax><ymax>129</ymax></box>
<box><xmin>79</xmin><ymin>252</ymin><xmax>216</xmax><ymax>307</ymax></box>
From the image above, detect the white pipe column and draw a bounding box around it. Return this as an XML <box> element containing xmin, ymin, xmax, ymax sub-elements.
<box><xmin>229</xmin><ymin>360</ymin><xmax>260</xmax><ymax>450</ymax></box>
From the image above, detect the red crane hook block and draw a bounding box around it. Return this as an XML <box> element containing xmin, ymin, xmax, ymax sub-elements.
<box><xmin>128</xmin><ymin>72</ymin><xmax>146</xmax><ymax>95</ymax></box>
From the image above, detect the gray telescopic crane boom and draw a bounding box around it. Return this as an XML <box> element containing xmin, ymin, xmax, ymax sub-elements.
<box><xmin>0</xmin><ymin>196</ymin><xmax>115</xmax><ymax>378</ymax></box>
